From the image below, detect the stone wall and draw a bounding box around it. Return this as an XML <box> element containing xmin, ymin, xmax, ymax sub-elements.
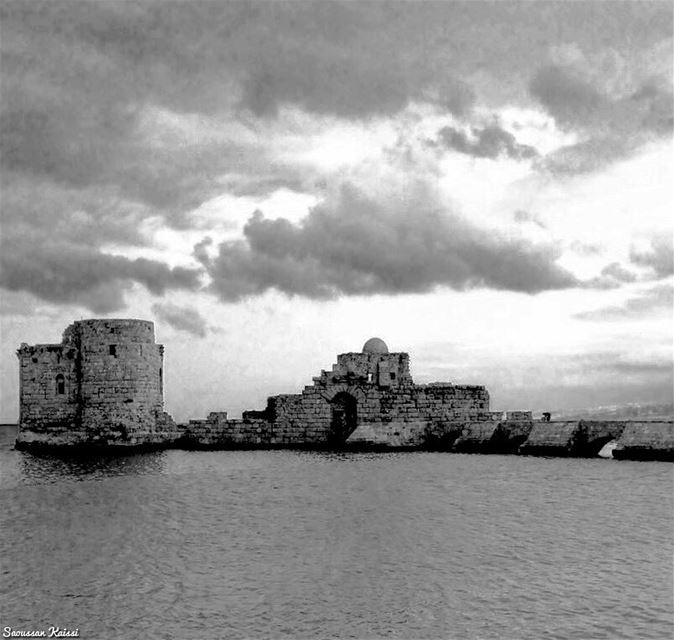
<box><xmin>490</xmin><ymin>420</ymin><xmax>535</xmax><ymax>452</ymax></box>
<box><xmin>182</xmin><ymin>412</ymin><xmax>270</xmax><ymax>448</ymax></box>
<box><xmin>612</xmin><ymin>421</ymin><xmax>674</xmax><ymax>461</ymax></box>
<box><xmin>337</xmin><ymin>417</ymin><xmax>672</xmax><ymax>460</ymax></box>
<box><xmin>17</xmin><ymin>343</ymin><xmax>78</xmax><ymax>438</ymax></box>
<box><xmin>578</xmin><ymin>420</ymin><xmax>627</xmax><ymax>456</ymax></box>
<box><xmin>452</xmin><ymin>422</ymin><xmax>499</xmax><ymax>452</ymax></box>
<box><xmin>519</xmin><ymin>421</ymin><xmax>583</xmax><ymax>456</ymax></box>
<box><xmin>16</xmin><ymin>319</ymin><xmax>179</xmax><ymax>449</ymax></box>
<box><xmin>178</xmin><ymin>414</ymin><xmax>674</xmax><ymax>459</ymax></box>
<box><xmin>346</xmin><ymin>421</ymin><xmax>429</xmax><ymax>449</ymax></box>
<box><xmin>77</xmin><ymin>320</ymin><xmax>164</xmax><ymax>438</ymax></box>
<box><xmin>519</xmin><ymin>420</ymin><xmax>630</xmax><ymax>457</ymax></box>
<box><xmin>16</xmin><ymin>325</ymin><xmax>672</xmax><ymax>460</ymax></box>
<box><xmin>185</xmin><ymin>350</ymin><xmax>490</xmax><ymax>447</ymax></box>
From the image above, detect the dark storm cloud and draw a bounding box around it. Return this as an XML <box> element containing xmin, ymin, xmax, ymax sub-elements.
<box><xmin>0</xmin><ymin>0</ymin><xmax>478</xmax><ymax>204</ymax></box>
<box><xmin>1</xmin><ymin>1</ymin><xmax>671</xmax><ymax>311</ymax></box>
<box><xmin>0</xmin><ymin>176</ymin><xmax>205</xmax><ymax>314</ymax></box>
<box><xmin>235</xmin><ymin>2</ymin><xmax>671</xmax><ymax>119</ymax></box>
<box><xmin>1</xmin><ymin>177</ymin><xmax>150</xmax><ymax>248</ymax></box>
<box><xmin>435</xmin><ymin>125</ymin><xmax>538</xmax><ymax>161</ymax></box>
<box><xmin>0</xmin><ymin>239</ymin><xmax>201</xmax><ymax>313</ymax></box>
<box><xmin>203</xmin><ymin>185</ymin><xmax>579</xmax><ymax>302</ymax></box>
<box><xmin>0</xmin><ymin>1</ymin><xmax>315</xmax><ymax>304</ymax></box>
<box><xmin>530</xmin><ymin>63</ymin><xmax>673</xmax><ymax>175</ymax></box>
<box><xmin>574</xmin><ymin>284</ymin><xmax>673</xmax><ymax>321</ymax></box>
<box><xmin>3</xmin><ymin>1</ymin><xmax>670</xmax><ymax>205</ymax></box>
<box><xmin>630</xmin><ymin>236</ymin><xmax>674</xmax><ymax>278</ymax></box>
<box><xmin>530</xmin><ymin>65</ymin><xmax>605</xmax><ymax>129</ymax></box>
<box><xmin>530</xmin><ymin>64</ymin><xmax>673</xmax><ymax>134</ymax></box>
<box><xmin>151</xmin><ymin>303</ymin><xmax>208</xmax><ymax>338</ymax></box>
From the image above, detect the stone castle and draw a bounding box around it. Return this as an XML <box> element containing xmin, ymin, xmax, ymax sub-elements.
<box><xmin>15</xmin><ymin>319</ymin><xmax>673</xmax><ymax>460</ymax></box>
<box><xmin>16</xmin><ymin>319</ymin><xmax>178</xmax><ymax>449</ymax></box>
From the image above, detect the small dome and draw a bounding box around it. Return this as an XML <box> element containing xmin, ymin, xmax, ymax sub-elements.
<box><xmin>362</xmin><ymin>337</ymin><xmax>389</xmax><ymax>354</ymax></box>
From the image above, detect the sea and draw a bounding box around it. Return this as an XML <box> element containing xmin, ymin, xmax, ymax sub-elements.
<box><xmin>1</xmin><ymin>424</ymin><xmax>672</xmax><ymax>640</ymax></box>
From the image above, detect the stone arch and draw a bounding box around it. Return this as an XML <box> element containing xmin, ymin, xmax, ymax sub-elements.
<box><xmin>322</xmin><ymin>384</ymin><xmax>367</xmax><ymax>404</ymax></box>
<box><xmin>329</xmin><ymin>391</ymin><xmax>359</xmax><ymax>444</ymax></box>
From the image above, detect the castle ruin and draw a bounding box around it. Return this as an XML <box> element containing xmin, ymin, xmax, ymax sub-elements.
<box><xmin>14</xmin><ymin>319</ymin><xmax>673</xmax><ymax>460</ymax></box>
<box><xmin>16</xmin><ymin>319</ymin><xmax>178</xmax><ymax>449</ymax></box>
<box><xmin>184</xmin><ymin>335</ymin><xmax>497</xmax><ymax>447</ymax></box>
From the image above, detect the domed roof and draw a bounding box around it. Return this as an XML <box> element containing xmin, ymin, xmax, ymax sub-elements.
<box><xmin>362</xmin><ymin>337</ymin><xmax>389</xmax><ymax>354</ymax></box>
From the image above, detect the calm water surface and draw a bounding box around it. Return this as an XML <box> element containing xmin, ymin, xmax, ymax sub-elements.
<box><xmin>1</xmin><ymin>425</ymin><xmax>672</xmax><ymax>640</ymax></box>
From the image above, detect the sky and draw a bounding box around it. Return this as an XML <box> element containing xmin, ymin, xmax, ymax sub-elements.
<box><xmin>1</xmin><ymin>0</ymin><xmax>672</xmax><ymax>422</ymax></box>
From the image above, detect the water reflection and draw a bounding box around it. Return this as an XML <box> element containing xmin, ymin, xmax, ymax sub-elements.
<box><xmin>293</xmin><ymin>448</ymin><xmax>412</xmax><ymax>463</ymax></box>
<box><xmin>18</xmin><ymin>449</ymin><xmax>167</xmax><ymax>484</ymax></box>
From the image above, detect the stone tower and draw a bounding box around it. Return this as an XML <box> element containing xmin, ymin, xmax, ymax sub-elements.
<box><xmin>16</xmin><ymin>319</ymin><xmax>178</xmax><ymax>449</ymax></box>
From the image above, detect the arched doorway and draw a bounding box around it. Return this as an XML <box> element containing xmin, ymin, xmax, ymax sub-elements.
<box><xmin>330</xmin><ymin>392</ymin><xmax>358</xmax><ymax>444</ymax></box>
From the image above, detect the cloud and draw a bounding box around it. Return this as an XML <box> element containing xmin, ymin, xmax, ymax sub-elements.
<box><xmin>0</xmin><ymin>2</ymin><xmax>317</xmax><ymax>239</ymax></box>
<box><xmin>583</xmin><ymin>261</ymin><xmax>638</xmax><ymax>289</ymax></box>
<box><xmin>530</xmin><ymin>65</ymin><xmax>606</xmax><ymax>130</ymax></box>
<box><xmin>536</xmin><ymin>137</ymin><xmax>632</xmax><ymax>176</ymax></box>
<box><xmin>574</xmin><ymin>283</ymin><xmax>673</xmax><ymax>321</ymax></box>
<box><xmin>513</xmin><ymin>210</ymin><xmax>546</xmax><ymax>229</ymax></box>
<box><xmin>151</xmin><ymin>303</ymin><xmax>208</xmax><ymax>338</ymax></box>
<box><xmin>4</xmin><ymin>2</ymin><xmax>668</xmax><ymax>216</ymax></box>
<box><xmin>203</xmin><ymin>184</ymin><xmax>579</xmax><ymax>302</ymax></box>
<box><xmin>0</xmin><ymin>239</ymin><xmax>202</xmax><ymax>313</ymax></box>
<box><xmin>530</xmin><ymin>54</ymin><xmax>673</xmax><ymax>174</ymax></box>
<box><xmin>435</xmin><ymin>124</ymin><xmax>538</xmax><ymax>160</ymax></box>
<box><xmin>530</xmin><ymin>62</ymin><xmax>673</xmax><ymax>135</ymax></box>
<box><xmin>0</xmin><ymin>290</ymin><xmax>61</xmax><ymax>318</ymax></box>
<box><xmin>566</xmin><ymin>352</ymin><xmax>673</xmax><ymax>381</ymax></box>
<box><xmin>598</xmin><ymin>262</ymin><xmax>638</xmax><ymax>284</ymax></box>
<box><xmin>419</xmin><ymin>348</ymin><xmax>673</xmax><ymax>412</ymax></box>
<box><xmin>630</xmin><ymin>235</ymin><xmax>674</xmax><ymax>278</ymax></box>
<box><xmin>0</xmin><ymin>174</ymin><xmax>204</xmax><ymax>313</ymax></box>
<box><xmin>1</xmin><ymin>1</ymin><xmax>671</xmax><ymax>315</ymax></box>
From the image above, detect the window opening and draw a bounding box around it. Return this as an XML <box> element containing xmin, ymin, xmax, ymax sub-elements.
<box><xmin>55</xmin><ymin>374</ymin><xmax>65</xmax><ymax>395</ymax></box>
<box><xmin>109</xmin><ymin>344</ymin><xmax>117</xmax><ymax>356</ymax></box>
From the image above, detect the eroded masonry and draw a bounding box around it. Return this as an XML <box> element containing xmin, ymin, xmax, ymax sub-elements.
<box><xmin>15</xmin><ymin>320</ymin><xmax>673</xmax><ymax>460</ymax></box>
<box><xmin>184</xmin><ymin>336</ymin><xmax>497</xmax><ymax>447</ymax></box>
<box><xmin>16</xmin><ymin>319</ymin><xmax>178</xmax><ymax>448</ymax></box>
